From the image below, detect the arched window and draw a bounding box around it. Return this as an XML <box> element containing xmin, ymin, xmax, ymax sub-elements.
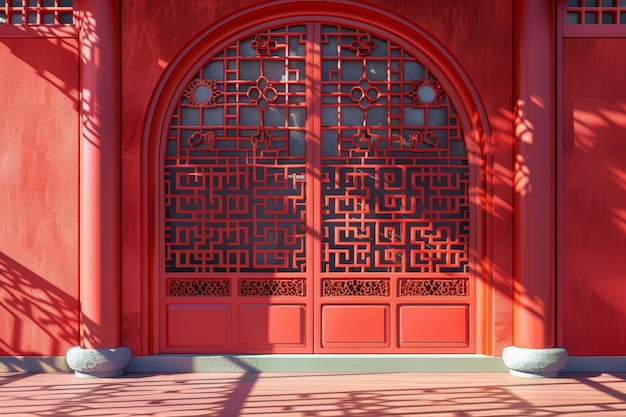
<box><xmin>157</xmin><ymin>16</ymin><xmax>478</xmax><ymax>354</ymax></box>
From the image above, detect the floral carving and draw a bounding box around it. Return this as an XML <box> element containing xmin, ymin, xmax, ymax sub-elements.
<box><xmin>240</xmin><ymin>279</ymin><xmax>306</xmax><ymax>297</ymax></box>
<box><xmin>247</xmin><ymin>76</ymin><xmax>278</xmax><ymax>109</ymax></box>
<box><xmin>348</xmin><ymin>32</ymin><xmax>377</xmax><ymax>57</ymax></box>
<box><xmin>183</xmin><ymin>78</ymin><xmax>222</xmax><ymax>107</ymax></box>
<box><xmin>398</xmin><ymin>279</ymin><xmax>468</xmax><ymax>296</ymax></box>
<box><xmin>322</xmin><ymin>279</ymin><xmax>390</xmax><ymax>297</ymax></box>
<box><xmin>251</xmin><ymin>32</ymin><xmax>278</xmax><ymax>56</ymax></box>
<box><xmin>406</xmin><ymin>79</ymin><xmax>445</xmax><ymax>107</ymax></box>
<box><xmin>349</xmin><ymin>78</ymin><xmax>381</xmax><ymax>110</ymax></box>
<box><xmin>168</xmin><ymin>279</ymin><xmax>231</xmax><ymax>297</ymax></box>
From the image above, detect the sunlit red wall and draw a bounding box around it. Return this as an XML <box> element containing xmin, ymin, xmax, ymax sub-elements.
<box><xmin>120</xmin><ymin>0</ymin><xmax>514</xmax><ymax>355</ymax></box>
<box><xmin>560</xmin><ymin>38</ymin><xmax>626</xmax><ymax>355</ymax></box>
<box><xmin>0</xmin><ymin>0</ymin><xmax>518</xmax><ymax>358</ymax></box>
<box><xmin>2</xmin><ymin>0</ymin><xmax>625</xmax><ymax>360</ymax></box>
<box><xmin>0</xmin><ymin>36</ymin><xmax>79</xmax><ymax>355</ymax></box>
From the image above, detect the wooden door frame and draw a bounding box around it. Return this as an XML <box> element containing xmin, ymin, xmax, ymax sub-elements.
<box><xmin>141</xmin><ymin>0</ymin><xmax>493</xmax><ymax>355</ymax></box>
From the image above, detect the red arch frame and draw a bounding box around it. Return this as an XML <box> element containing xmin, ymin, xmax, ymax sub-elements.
<box><xmin>142</xmin><ymin>0</ymin><xmax>492</xmax><ymax>355</ymax></box>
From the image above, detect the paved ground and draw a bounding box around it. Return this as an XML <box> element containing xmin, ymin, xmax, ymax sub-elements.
<box><xmin>1</xmin><ymin>372</ymin><xmax>626</xmax><ymax>416</ymax></box>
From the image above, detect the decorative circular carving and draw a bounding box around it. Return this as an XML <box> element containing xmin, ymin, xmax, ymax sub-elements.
<box><xmin>183</xmin><ymin>79</ymin><xmax>222</xmax><ymax>107</ymax></box>
<box><xmin>417</xmin><ymin>84</ymin><xmax>436</xmax><ymax>103</ymax></box>
<box><xmin>251</xmin><ymin>32</ymin><xmax>278</xmax><ymax>56</ymax></box>
<box><xmin>193</xmin><ymin>85</ymin><xmax>212</xmax><ymax>103</ymax></box>
<box><xmin>348</xmin><ymin>32</ymin><xmax>377</xmax><ymax>57</ymax></box>
<box><xmin>406</xmin><ymin>79</ymin><xmax>445</xmax><ymax>107</ymax></box>
<box><xmin>349</xmin><ymin>78</ymin><xmax>381</xmax><ymax>110</ymax></box>
<box><xmin>247</xmin><ymin>76</ymin><xmax>278</xmax><ymax>109</ymax></box>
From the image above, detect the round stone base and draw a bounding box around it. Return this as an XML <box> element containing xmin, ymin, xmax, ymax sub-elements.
<box><xmin>502</xmin><ymin>346</ymin><xmax>568</xmax><ymax>378</ymax></box>
<box><xmin>66</xmin><ymin>346</ymin><xmax>132</xmax><ymax>378</ymax></box>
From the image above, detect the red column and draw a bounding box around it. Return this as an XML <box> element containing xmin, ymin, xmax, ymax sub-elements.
<box><xmin>513</xmin><ymin>0</ymin><xmax>555</xmax><ymax>349</ymax></box>
<box><xmin>79</xmin><ymin>0</ymin><xmax>121</xmax><ymax>349</ymax></box>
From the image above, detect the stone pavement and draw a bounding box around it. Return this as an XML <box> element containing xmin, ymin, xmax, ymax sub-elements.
<box><xmin>1</xmin><ymin>372</ymin><xmax>626</xmax><ymax>416</ymax></box>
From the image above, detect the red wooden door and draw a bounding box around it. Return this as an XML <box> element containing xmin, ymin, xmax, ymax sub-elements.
<box><xmin>160</xmin><ymin>20</ymin><xmax>474</xmax><ymax>353</ymax></box>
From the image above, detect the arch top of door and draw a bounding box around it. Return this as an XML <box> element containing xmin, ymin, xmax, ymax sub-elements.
<box><xmin>141</xmin><ymin>0</ymin><xmax>493</xmax><ymax>355</ymax></box>
<box><xmin>144</xmin><ymin>0</ymin><xmax>490</xmax><ymax>163</ymax></box>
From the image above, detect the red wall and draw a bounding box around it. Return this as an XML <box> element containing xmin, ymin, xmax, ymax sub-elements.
<box><xmin>0</xmin><ymin>37</ymin><xmax>79</xmax><ymax>355</ymax></box>
<box><xmin>5</xmin><ymin>0</ymin><xmax>625</xmax><ymax>359</ymax></box>
<box><xmin>120</xmin><ymin>0</ymin><xmax>514</xmax><ymax>355</ymax></box>
<box><xmin>560</xmin><ymin>38</ymin><xmax>626</xmax><ymax>355</ymax></box>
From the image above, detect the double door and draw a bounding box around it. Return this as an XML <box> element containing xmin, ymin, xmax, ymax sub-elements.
<box><xmin>161</xmin><ymin>22</ymin><xmax>474</xmax><ymax>353</ymax></box>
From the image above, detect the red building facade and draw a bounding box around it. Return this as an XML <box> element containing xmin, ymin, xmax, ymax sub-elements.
<box><xmin>1</xmin><ymin>0</ymin><xmax>625</xmax><ymax>377</ymax></box>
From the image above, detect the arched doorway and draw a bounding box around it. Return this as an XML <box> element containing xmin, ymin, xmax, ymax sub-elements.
<box><xmin>146</xmin><ymin>3</ymin><xmax>487</xmax><ymax>354</ymax></box>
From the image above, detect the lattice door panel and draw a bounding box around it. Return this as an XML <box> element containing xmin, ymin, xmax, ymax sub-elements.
<box><xmin>315</xmin><ymin>24</ymin><xmax>471</xmax><ymax>352</ymax></box>
<box><xmin>163</xmin><ymin>25</ymin><xmax>313</xmax><ymax>353</ymax></box>
<box><xmin>161</xmin><ymin>21</ymin><xmax>474</xmax><ymax>353</ymax></box>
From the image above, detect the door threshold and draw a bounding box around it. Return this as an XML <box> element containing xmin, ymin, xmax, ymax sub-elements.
<box><xmin>126</xmin><ymin>354</ymin><xmax>510</xmax><ymax>373</ymax></box>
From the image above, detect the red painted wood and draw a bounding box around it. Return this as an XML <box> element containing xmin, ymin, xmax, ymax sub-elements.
<box><xmin>322</xmin><ymin>305</ymin><xmax>390</xmax><ymax>347</ymax></box>
<box><xmin>0</xmin><ymin>0</ymin><xmax>529</xmax><ymax>357</ymax></box>
<box><xmin>0</xmin><ymin>37</ymin><xmax>79</xmax><ymax>355</ymax></box>
<box><xmin>166</xmin><ymin>304</ymin><xmax>230</xmax><ymax>348</ymax></box>
<box><xmin>560</xmin><ymin>38</ymin><xmax>626</xmax><ymax>355</ymax></box>
<box><xmin>239</xmin><ymin>305</ymin><xmax>307</xmax><ymax>347</ymax></box>
<box><xmin>125</xmin><ymin>0</ymin><xmax>514</xmax><ymax>356</ymax></box>
<box><xmin>512</xmin><ymin>0</ymin><xmax>556</xmax><ymax>349</ymax></box>
<box><xmin>155</xmin><ymin>14</ymin><xmax>479</xmax><ymax>354</ymax></box>
<box><xmin>399</xmin><ymin>304</ymin><xmax>469</xmax><ymax>347</ymax></box>
<box><xmin>79</xmin><ymin>0</ymin><xmax>122</xmax><ymax>349</ymax></box>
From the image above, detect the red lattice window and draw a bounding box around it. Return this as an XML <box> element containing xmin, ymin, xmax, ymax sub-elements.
<box><xmin>159</xmin><ymin>15</ymin><xmax>478</xmax><ymax>354</ymax></box>
<box><xmin>164</xmin><ymin>25</ymin><xmax>469</xmax><ymax>285</ymax></box>
<box><xmin>165</xmin><ymin>25</ymin><xmax>309</xmax><ymax>274</ymax></box>
<box><xmin>318</xmin><ymin>25</ymin><xmax>469</xmax><ymax>277</ymax></box>
<box><xmin>0</xmin><ymin>0</ymin><xmax>74</xmax><ymax>25</ymax></box>
<box><xmin>163</xmin><ymin>23</ymin><xmax>469</xmax><ymax>291</ymax></box>
<box><xmin>566</xmin><ymin>0</ymin><xmax>626</xmax><ymax>24</ymax></box>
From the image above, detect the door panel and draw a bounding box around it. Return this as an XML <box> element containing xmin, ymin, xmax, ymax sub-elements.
<box><xmin>314</xmin><ymin>24</ymin><xmax>472</xmax><ymax>353</ymax></box>
<box><xmin>238</xmin><ymin>304</ymin><xmax>307</xmax><ymax>347</ymax></box>
<box><xmin>321</xmin><ymin>305</ymin><xmax>391</xmax><ymax>347</ymax></box>
<box><xmin>398</xmin><ymin>304</ymin><xmax>469</xmax><ymax>347</ymax></box>
<box><xmin>161</xmin><ymin>21</ymin><xmax>474</xmax><ymax>353</ymax></box>
<box><xmin>162</xmin><ymin>24</ymin><xmax>313</xmax><ymax>353</ymax></box>
<box><xmin>166</xmin><ymin>304</ymin><xmax>230</xmax><ymax>348</ymax></box>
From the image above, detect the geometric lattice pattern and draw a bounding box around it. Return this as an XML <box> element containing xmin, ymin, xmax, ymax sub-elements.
<box><xmin>398</xmin><ymin>278</ymin><xmax>468</xmax><ymax>297</ymax></box>
<box><xmin>319</xmin><ymin>25</ymin><xmax>469</xmax><ymax>275</ymax></box>
<box><xmin>164</xmin><ymin>23</ymin><xmax>470</xmax><ymax>296</ymax></box>
<box><xmin>0</xmin><ymin>0</ymin><xmax>74</xmax><ymax>25</ymax></box>
<box><xmin>566</xmin><ymin>0</ymin><xmax>626</xmax><ymax>24</ymax></box>
<box><xmin>165</xmin><ymin>25</ymin><xmax>308</xmax><ymax>274</ymax></box>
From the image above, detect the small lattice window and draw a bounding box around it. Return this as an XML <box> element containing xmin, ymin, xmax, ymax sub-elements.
<box><xmin>0</xmin><ymin>0</ymin><xmax>74</xmax><ymax>25</ymax></box>
<box><xmin>566</xmin><ymin>0</ymin><xmax>626</xmax><ymax>24</ymax></box>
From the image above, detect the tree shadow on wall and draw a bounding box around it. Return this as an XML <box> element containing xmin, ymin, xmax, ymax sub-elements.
<box><xmin>0</xmin><ymin>252</ymin><xmax>78</xmax><ymax>360</ymax></box>
<box><xmin>0</xmin><ymin>34</ymin><xmax>79</xmax><ymax>109</ymax></box>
